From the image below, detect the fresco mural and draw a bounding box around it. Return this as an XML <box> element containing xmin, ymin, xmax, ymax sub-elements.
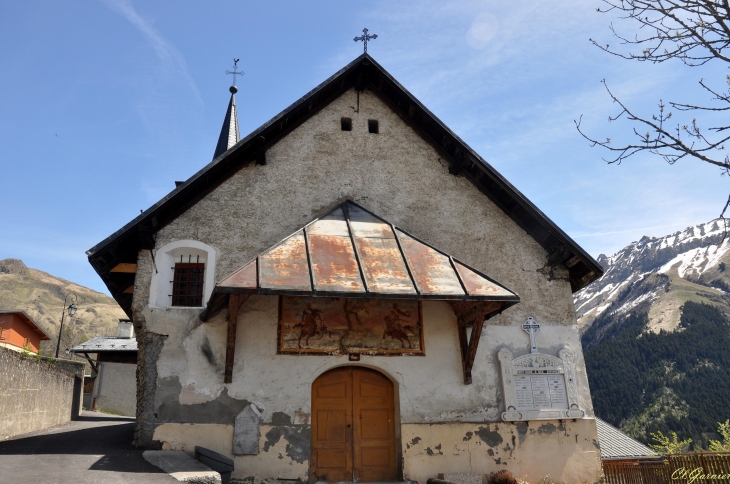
<box><xmin>278</xmin><ymin>296</ymin><xmax>424</xmax><ymax>355</ymax></box>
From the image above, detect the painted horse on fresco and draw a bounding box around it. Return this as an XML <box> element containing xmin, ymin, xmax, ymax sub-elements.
<box><xmin>382</xmin><ymin>303</ymin><xmax>414</xmax><ymax>348</ymax></box>
<box><xmin>294</xmin><ymin>304</ymin><xmax>327</xmax><ymax>348</ymax></box>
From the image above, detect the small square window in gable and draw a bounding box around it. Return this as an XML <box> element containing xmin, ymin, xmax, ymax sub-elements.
<box><xmin>341</xmin><ymin>117</ymin><xmax>352</xmax><ymax>131</ymax></box>
<box><xmin>368</xmin><ymin>119</ymin><xmax>379</xmax><ymax>134</ymax></box>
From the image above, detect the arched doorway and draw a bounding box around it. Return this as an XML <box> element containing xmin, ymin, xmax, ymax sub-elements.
<box><xmin>311</xmin><ymin>366</ymin><xmax>397</xmax><ymax>483</ymax></box>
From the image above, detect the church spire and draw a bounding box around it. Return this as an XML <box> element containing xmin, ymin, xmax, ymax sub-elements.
<box><xmin>213</xmin><ymin>59</ymin><xmax>243</xmax><ymax>159</ymax></box>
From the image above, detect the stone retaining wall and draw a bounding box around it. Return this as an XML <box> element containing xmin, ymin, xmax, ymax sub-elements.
<box><xmin>0</xmin><ymin>347</ymin><xmax>79</xmax><ymax>440</ymax></box>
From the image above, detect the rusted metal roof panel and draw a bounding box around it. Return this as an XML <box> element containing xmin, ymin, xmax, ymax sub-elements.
<box><xmin>307</xmin><ymin>214</ymin><xmax>365</xmax><ymax>293</ymax></box>
<box><xmin>218</xmin><ymin>260</ymin><xmax>257</xmax><ymax>289</ymax></box>
<box><xmin>356</xmin><ymin>236</ymin><xmax>417</xmax><ymax>294</ymax></box>
<box><xmin>396</xmin><ymin>230</ymin><xmax>465</xmax><ymax>296</ymax></box>
<box><xmin>258</xmin><ymin>231</ymin><xmax>311</xmax><ymax>291</ymax></box>
<box><xmin>454</xmin><ymin>260</ymin><xmax>515</xmax><ymax>297</ymax></box>
<box><xmin>208</xmin><ymin>200</ymin><xmax>518</xmax><ymax>303</ymax></box>
<box><xmin>307</xmin><ymin>207</ymin><xmax>350</xmax><ymax>236</ymax></box>
<box><xmin>347</xmin><ymin>205</ymin><xmax>416</xmax><ymax>295</ymax></box>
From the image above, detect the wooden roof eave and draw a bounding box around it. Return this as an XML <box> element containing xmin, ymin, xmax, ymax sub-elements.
<box><xmin>8</xmin><ymin>311</ymin><xmax>52</xmax><ymax>340</ymax></box>
<box><xmin>200</xmin><ymin>287</ymin><xmax>519</xmax><ymax>323</ymax></box>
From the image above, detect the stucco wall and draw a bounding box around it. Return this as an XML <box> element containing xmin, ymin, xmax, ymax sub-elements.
<box><xmin>401</xmin><ymin>420</ymin><xmax>601</xmax><ymax>484</ymax></box>
<box><xmin>130</xmin><ymin>87</ymin><xmax>600</xmax><ymax>482</ymax></box>
<box><xmin>145</xmin><ymin>296</ymin><xmax>601</xmax><ymax>482</ymax></box>
<box><xmin>0</xmin><ymin>347</ymin><xmax>76</xmax><ymax>440</ymax></box>
<box><xmin>93</xmin><ymin>361</ymin><xmax>136</xmax><ymax>416</ymax></box>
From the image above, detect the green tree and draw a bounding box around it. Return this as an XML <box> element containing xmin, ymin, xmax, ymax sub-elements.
<box><xmin>708</xmin><ymin>420</ymin><xmax>730</xmax><ymax>451</ymax></box>
<box><xmin>649</xmin><ymin>430</ymin><xmax>692</xmax><ymax>455</ymax></box>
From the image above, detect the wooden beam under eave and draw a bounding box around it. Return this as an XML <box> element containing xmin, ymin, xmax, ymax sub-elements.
<box><xmin>449</xmin><ymin>301</ymin><xmax>503</xmax><ymax>326</ymax></box>
<box><xmin>462</xmin><ymin>318</ymin><xmax>485</xmax><ymax>385</ymax></box>
<box><xmin>456</xmin><ymin>322</ymin><xmax>469</xmax><ymax>383</ymax></box>
<box><xmin>223</xmin><ymin>294</ymin><xmax>249</xmax><ymax>384</ymax></box>
<box><xmin>110</xmin><ymin>263</ymin><xmax>137</xmax><ymax>273</ymax></box>
<box><xmin>122</xmin><ymin>285</ymin><xmax>134</xmax><ymax>294</ymax></box>
<box><xmin>450</xmin><ymin>302</ymin><xmax>494</xmax><ymax>384</ymax></box>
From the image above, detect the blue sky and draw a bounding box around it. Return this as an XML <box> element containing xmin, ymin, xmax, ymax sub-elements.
<box><xmin>1</xmin><ymin>1</ymin><xmax>727</xmax><ymax>295</ymax></box>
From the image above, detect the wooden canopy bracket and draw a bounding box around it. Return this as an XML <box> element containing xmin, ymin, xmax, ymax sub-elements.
<box><xmin>449</xmin><ymin>302</ymin><xmax>501</xmax><ymax>385</ymax></box>
<box><xmin>224</xmin><ymin>294</ymin><xmax>250</xmax><ymax>384</ymax></box>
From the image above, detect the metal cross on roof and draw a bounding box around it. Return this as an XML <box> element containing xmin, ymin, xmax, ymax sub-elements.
<box><xmin>225</xmin><ymin>58</ymin><xmax>244</xmax><ymax>87</ymax></box>
<box><xmin>354</xmin><ymin>28</ymin><xmax>377</xmax><ymax>53</ymax></box>
<box><xmin>522</xmin><ymin>317</ymin><xmax>540</xmax><ymax>354</ymax></box>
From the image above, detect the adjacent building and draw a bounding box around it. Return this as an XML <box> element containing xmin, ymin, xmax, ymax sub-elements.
<box><xmin>70</xmin><ymin>320</ymin><xmax>138</xmax><ymax>416</ymax></box>
<box><xmin>0</xmin><ymin>310</ymin><xmax>50</xmax><ymax>354</ymax></box>
<box><xmin>86</xmin><ymin>54</ymin><xmax>605</xmax><ymax>483</ymax></box>
<box><xmin>595</xmin><ymin>418</ymin><xmax>657</xmax><ymax>462</ymax></box>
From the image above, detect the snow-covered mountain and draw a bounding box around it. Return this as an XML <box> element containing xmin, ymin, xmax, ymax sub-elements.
<box><xmin>575</xmin><ymin>221</ymin><xmax>730</xmax><ymax>448</ymax></box>
<box><xmin>575</xmin><ymin>220</ymin><xmax>730</xmax><ymax>339</ymax></box>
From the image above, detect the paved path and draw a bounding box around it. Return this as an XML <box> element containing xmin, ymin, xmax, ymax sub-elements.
<box><xmin>0</xmin><ymin>411</ymin><xmax>176</xmax><ymax>484</ymax></box>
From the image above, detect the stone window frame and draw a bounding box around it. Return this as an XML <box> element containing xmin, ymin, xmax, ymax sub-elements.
<box><xmin>149</xmin><ymin>240</ymin><xmax>217</xmax><ymax>309</ymax></box>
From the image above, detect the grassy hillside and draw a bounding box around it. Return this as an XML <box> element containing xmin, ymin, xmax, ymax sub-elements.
<box><xmin>0</xmin><ymin>258</ymin><xmax>126</xmax><ymax>359</ymax></box>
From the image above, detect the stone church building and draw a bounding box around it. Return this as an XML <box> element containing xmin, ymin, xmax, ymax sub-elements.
<box><xmin>88</xmin><ymin>54</ymin><xmax>605</xmax><ymax>483</ymax></box>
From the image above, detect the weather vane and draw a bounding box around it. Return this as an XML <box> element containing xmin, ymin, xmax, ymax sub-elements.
<box><xmin>354</xmin><ymin>28</ymin><xmax>377</xmax><ymax>53</ymax></box>
<box><xmin>225</xmin><ymin>58</ymin><xmax>244</xmax><ymax>92</ymax></box>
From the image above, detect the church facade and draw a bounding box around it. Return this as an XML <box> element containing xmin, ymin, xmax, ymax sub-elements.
<box><xmin>88</xmin><ymin>55</ymin><xmax>605</xmax><ymax>483</ymax></box>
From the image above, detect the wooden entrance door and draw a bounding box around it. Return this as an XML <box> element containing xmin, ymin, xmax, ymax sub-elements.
<box><xmin>311</xmin><ymin>367</ymin><xmax>397</xmax><ymax>482</ymax></box>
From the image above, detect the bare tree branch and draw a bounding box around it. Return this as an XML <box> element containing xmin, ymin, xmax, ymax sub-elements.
<box><xmin>671</xmin><ymin>78</ymin><xmax>730</xmax><ymax>116</ymax></box>
<box><xmin>576</xmin><ymin>80</ymin><xmax>730</xmax><ymax>168</ymax></box>
<box><xmin>584</xmin><ymin>0</ymin><xmax>730</xmax><ymax>227</ymax></box>
<box><xmin>591</xmin><ymin>0</ymin><xmax>730</xmax><ymax>65</ymax></box>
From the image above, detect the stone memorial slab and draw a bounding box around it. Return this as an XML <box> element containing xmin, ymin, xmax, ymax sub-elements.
<box><xmin>233</xmin><ymin>403</ymin><xmax>262</xmax><ymax>455</ymax></box>
<box><xmin>498</xmin><ymin>318</ymin><xmax>585</xmax><ymax>422</ymax></box>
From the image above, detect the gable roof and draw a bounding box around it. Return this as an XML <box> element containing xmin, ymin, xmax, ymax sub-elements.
<box><xmin>0</xmin><ymin>310</ymin><xmax>51</xmax><ymax>340</ymax></box>
<box><xmin>595</xmin><ymin>418</ymin><xmax>658</xmax><ymax>460</ymax></box>
<box><xmin>86</xmin><ymin>53</ymin><xmax>603</xmax><ymax>316</ymax></box>
<box><xmin>203</xmin><ymin>201</ymin><xmax>519</xmax><ymax>320</ymax></box>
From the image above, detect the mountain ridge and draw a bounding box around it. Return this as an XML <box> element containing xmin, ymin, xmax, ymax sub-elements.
<box><xmin>574</xmin><ymin>220</ymin><xmax>730</xmax><ymax>447</ymax></box>
<box><xmin>575</xmin><ymin>219</ymin><xmax>730</xmax><ymax>339</ymax></box>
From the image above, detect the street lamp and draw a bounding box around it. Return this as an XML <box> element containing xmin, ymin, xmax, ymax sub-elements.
<box><xmin>55</xmin><ymin>293</ymin><xmax>78</xmax><ymax>358</ymax></box>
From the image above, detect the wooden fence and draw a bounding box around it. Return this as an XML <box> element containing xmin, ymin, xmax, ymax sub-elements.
<box><xmin>603</xmin><ymin>453</ymin><xmax>730</xmax><ymax>484</ymax></box>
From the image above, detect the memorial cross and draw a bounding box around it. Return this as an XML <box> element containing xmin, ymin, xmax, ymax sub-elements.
<box><xmin>354</xmin><ymin>28</ymin><xmax>377</xmax><ymax>53</ymax></box>
<box><xmin>522</xmin><ymin>317</ymin><xmax>540</xmax><ymax>354</ymax></box>
<box><xmin>226</xmin><ymin>58</ymin><xmax>244</xmax><ymax>87</ymax></box>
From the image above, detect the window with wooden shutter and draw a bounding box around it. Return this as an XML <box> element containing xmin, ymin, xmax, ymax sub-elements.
<box><xmin>172</xmin><ymin>263</ymin><xmax>205</xmax><ymax>307</ymax></box>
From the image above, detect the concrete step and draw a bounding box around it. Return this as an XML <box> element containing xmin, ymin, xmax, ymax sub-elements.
<box><xmin>143</xmin><ymin>450</ymin><xmax>221</xmax><ymax>484</ymax></box>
